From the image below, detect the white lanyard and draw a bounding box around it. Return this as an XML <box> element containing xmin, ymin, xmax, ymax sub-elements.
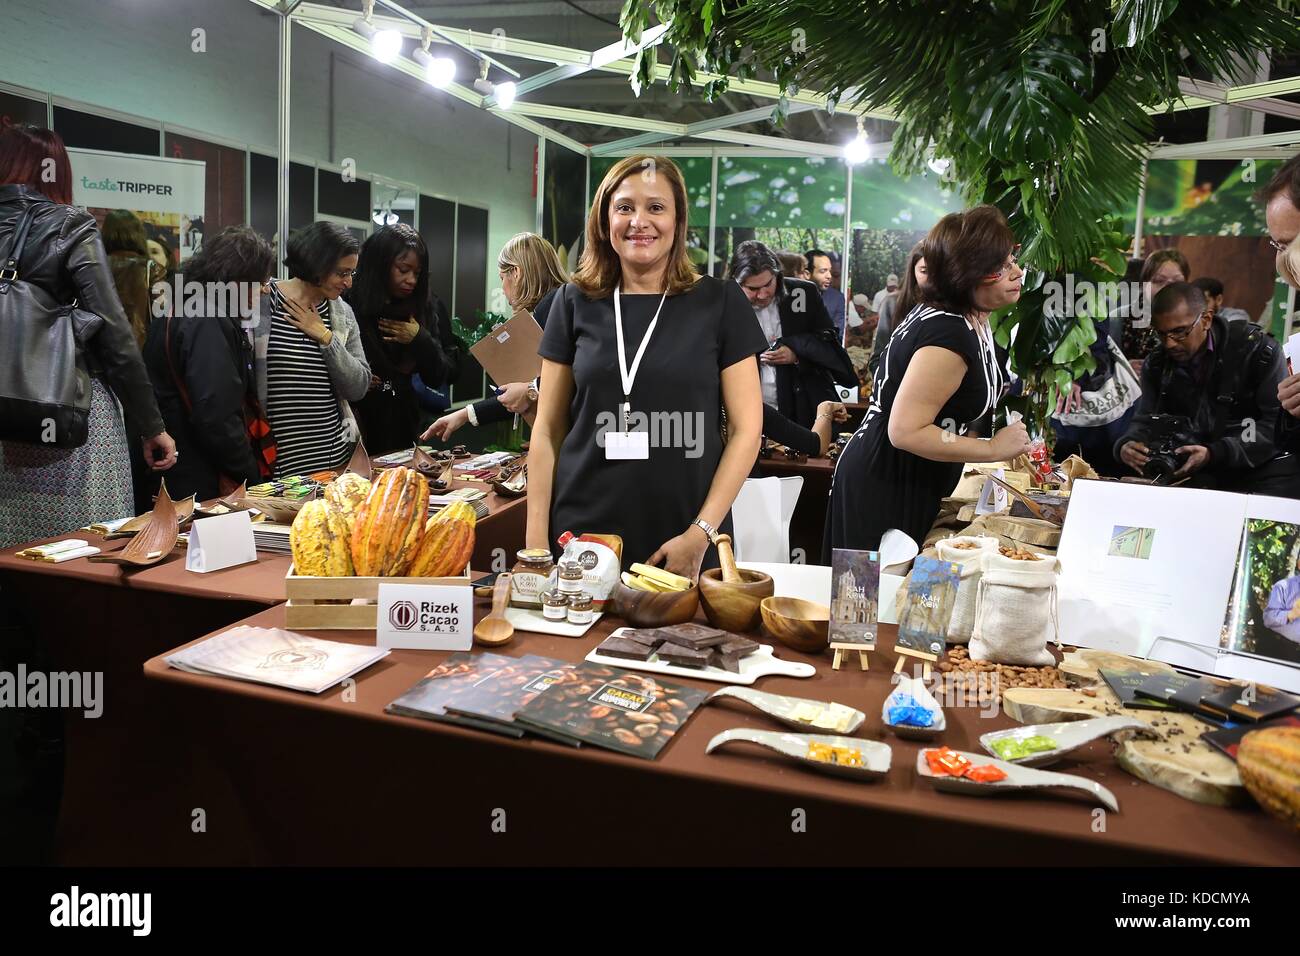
<box><xmin>613</xmin><ymin>284</ymin><xmax>668</xmax><ymax>430</ymax></box>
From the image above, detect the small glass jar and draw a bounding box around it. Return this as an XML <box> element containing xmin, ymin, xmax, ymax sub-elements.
<box><xmin>558</xmin><ymin>560</ymin><xmax>584</xmax><ymax>594</ymax></box>
<box><xmin>540</xmin><ymin>589</ymin><xmax>569</xmax><ymax>621</ymax></box>
<box><xmin>566</xmin><ymin>591</ymin><xmax>594</xmax><ymax>625</ymax></box>
<box><xmin>510</xmin><ymin>548</ymin><xmax>555</xmax><ymax>609</ymax></box>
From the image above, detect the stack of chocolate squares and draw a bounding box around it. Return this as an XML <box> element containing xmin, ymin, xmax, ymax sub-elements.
<box><xmin>596</xmin><ymin>623</ymin><xmax>760</xmax><ymax>673</ymax></box>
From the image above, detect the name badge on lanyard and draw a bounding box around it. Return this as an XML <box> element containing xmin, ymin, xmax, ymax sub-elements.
<box><xmin>605</xmin><ymin>285</ymin><xmax>667</xmax><ymax>462</ymax></box>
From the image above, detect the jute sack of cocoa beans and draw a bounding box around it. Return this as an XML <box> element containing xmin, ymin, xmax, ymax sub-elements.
<box><xmin>969</xmin><ymin>549</ymin><xmax>1060</xmax><ymax>666</ymax></box>
<box><xmin>935</xmin><ymin>535</ymin><xmax>998</xmax><ymax>644</ymax></box>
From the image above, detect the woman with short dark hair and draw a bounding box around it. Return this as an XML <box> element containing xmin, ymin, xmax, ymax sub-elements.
<box><xmin>0</xmin><ymin>125</ymin><xmax>175</xmax><ymax>547</ymax></box>
<box><xmin>825</xmin><ymin>206</ymin><xmax>1032</xmax><ymax>555</ymax></box>
<box><xmin>143</xmin><ymin>226</ymin><xmax>275</xmax><ymax>499</ymax></box>
<box><xmin>346</xmin><ymin>224</ymin><xmax>449</xmax><ymax>453</ymax></box>
<box><xmin>102</xmin><ymin>209</ymin><xmax>163</xmax><ymax>347</ymax></box>
<box><xmin>255</xmin><ymin>221</ymin><xmax>370</xmax><ymax>477</ymax></box>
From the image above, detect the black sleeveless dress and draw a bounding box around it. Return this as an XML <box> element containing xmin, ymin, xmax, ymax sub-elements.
<box><xmin>823</xmin><ymin>304</ymin><xmax>1005</xmax><ymax>558</ymax></box>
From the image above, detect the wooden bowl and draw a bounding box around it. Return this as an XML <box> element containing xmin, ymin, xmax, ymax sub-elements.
<box><xmin>609</xmin><ymin>580</ymin><xmax>700</xmax><ymax>629</ymax></box>
<box><xmin>759</xmin><ymin>596</ymin><xmax>829</xmax><ymax>655</ymax></box>
<box><xmin>698</xmin><ymin>568</ymin><xmax>774</xmax><ymax>634</ymax></box>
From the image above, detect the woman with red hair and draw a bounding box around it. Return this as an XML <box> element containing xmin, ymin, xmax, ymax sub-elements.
<box><xmin>0</xmin><ymin>126</ymin><xmax>175</xmax><ymax>547</ymax></box>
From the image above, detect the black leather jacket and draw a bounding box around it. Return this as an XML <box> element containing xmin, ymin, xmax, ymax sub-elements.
<box><xmin>0</xmin><ymin>184</ymin><xmax>164</xmax><ymax>438</ymax></box>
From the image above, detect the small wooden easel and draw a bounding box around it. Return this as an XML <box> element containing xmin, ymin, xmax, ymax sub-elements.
<box><xmin>893</xmin><ymin>646</ymin><xmax>937</xmax><ymax>682</ymax></box>
<box><xmin>830</xmin><ymin>642</ymin><xmax>871</xmax><ymax>671</ymax></box>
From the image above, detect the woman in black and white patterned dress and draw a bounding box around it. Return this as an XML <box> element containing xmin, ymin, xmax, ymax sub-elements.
<box><xmin>824</xmin><ymin>206</ymin><xmax>1031</xmax><ymax>558</ymax></box>
<box><xmin>254</xmin><ymin>222</ymin><xmax>370</xmax><ymax>477</ymax></box>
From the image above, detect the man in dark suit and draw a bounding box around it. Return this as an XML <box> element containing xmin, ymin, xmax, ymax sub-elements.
<box><xmin>729</xmin><ymin>240</ymin><xmax>857</xmax><ymax>429</ymax></box>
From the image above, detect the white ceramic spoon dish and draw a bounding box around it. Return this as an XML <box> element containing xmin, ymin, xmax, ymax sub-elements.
<box><xmin>706</xmin><ymin>686</ymin><xmax>865</xmax><ymax>734</ymax></box>
<box><xmin>706</xmin><ymin>729</ymin><xmax>892</xmax><ymax>781</ymax></box>
<box><xmin>979</xmin><ymin>715</ymin><xmax>1152</xmax><ymax>767</ymax></box>
<box><xmin>915</xmin><ymin>749</ymin><xmax>1119</xmax><ymax>811</ymax></box>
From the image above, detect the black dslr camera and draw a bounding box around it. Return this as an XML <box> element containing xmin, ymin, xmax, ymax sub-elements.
<box><xmin>1132</xmin><ymin>413</ymin><xmax>1198</xmax><ymax>482</ymax></box>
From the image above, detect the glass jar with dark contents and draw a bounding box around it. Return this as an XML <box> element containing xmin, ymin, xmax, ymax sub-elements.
<box><xmin>558</xmin><ymin>559</ymin><xmax>584</xmax><ymax>594</ymax></box>
<box><xmin>566</xmin><ymin>591</ymin><xmax>594</xmax><ymax>625</ymax></box>
<box><xmin>510</xmin><ymin>548</ymin><xmax>555</xmax><ymax>609</ymax></box>
<box><xmin>540</xmin><ymin>589</ymin><xmax>569</xmax><ymax>621</ymax></box>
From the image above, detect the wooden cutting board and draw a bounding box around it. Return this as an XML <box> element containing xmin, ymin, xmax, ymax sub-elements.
<box><xmin>1001</xmin><ymin>684</ymin><xmax>1244</xmax><ymax>807</ymax></box>
<box><xmin>1057</xmin><ymin>648</ymin><xmax>1175</xmax><ymax>685</ymax></box>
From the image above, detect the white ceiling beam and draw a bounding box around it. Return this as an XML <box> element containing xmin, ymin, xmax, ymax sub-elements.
<box><xmin>1177</xmin><ymin>77</ymin><xmax>1300</xmax><ymax>121</ymax></box>
<box><xmin>294</xmin><ymin>17</ymin><xmax>590</xmax><ymax>153</ymax></box>
<box><xmin>484</xmin><ymin>23</ymin><xmax>670</xmax><ymax>107</ymax></box>
<box><xmin>1149</xmin><ymin>129</ymin><xmax>1300</xmax><ymax>158</ymax></box>
<box><xmin>691</xmin><ymin>129</ymin><xmax>885</xmax><ymax>160</ymax></box>
<box><xmin>590</xmin><ymin>102</ymin><xmax>822</xmax><ymax>155</ymax></box>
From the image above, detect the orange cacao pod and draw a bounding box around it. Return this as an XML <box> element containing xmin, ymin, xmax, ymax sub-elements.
<box><xmin>1238</xmin><ymin>727</ymin><xmax>1300</xmax><ymax>832</ymax></box>
<box><xmin>350</xmin><ymin>466</ymin><xmax>429</xmax><ymax>576</ymax></box>
<box><xmin>401</xmin><ymin>500</ymin><xmax>477</xmax><ymax>577</ymax></box>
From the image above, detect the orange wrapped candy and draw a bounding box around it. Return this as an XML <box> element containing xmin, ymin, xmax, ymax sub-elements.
<box><xmin>965</xmin><ymin>764</ymin><xmax>1008</xmax><ymax>783</ymax></box>
<box><xmin>925</xmin><ymin>747</ymin><xmax>972</xmax><ymax>777</ymax></box>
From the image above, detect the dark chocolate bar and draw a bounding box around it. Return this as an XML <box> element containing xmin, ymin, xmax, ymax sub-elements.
<box><xmin>656</xmin><ymin>643</ymin><xmax>712</xmax><ymax>668</ymax></box>
<box><xmin>717</xmin><ymin>636</ymin><xmax>758</xmax><ymax>656</ymax></box>
<box><xmin>620</xmin><ymin>629</ymin><xmax>667</xmax><ymax>650</ymax></box>
<box><xmin>657</xmin><ymin>623</ymin><xmax>730</xmax><ymax>649</ymax></box>
<box><xmin>595</xmin><ymin>637</ymin><xmax>656</xmax><ymax>661</ymax></box>
<box><xmin>715</xmin><ymin>652</ymin><xmax>742</xmax><ymax>673</ymax></box>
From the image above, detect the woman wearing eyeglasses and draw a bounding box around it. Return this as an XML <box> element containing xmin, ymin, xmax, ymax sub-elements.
<box><xmin>825</xmin><ymin>206</ymin><xmax>1032</xmax><ymax>557</ymax></box>
<box><xmin>256</xmin><ymin>221</ymin><xmax>371</xmax><ymax>477</ymax></box>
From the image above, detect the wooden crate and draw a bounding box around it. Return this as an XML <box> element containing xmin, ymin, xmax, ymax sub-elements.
<box><xmin>284</xmin><ymin>564</ymin><xmax>471</xmax><ymax>630</ymax></box>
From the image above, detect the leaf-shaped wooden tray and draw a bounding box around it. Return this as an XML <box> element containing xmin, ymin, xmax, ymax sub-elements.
<box><xmin>490</xmin><ymin>463</ymin><xmax>527</xmax><ymax>498</ymax></box>
<box><xmin>345</xmin><ymin>440</ymin><xmax>372</xmax><ymax>479</ymax></box>
<box><xmin>411</xmin><ymin>445</ymin><xmax>454</xmax><ymax>489</ymax></box>
<box><xmin>706</xmin><ymin>728</ymin><xmax>891</xmax><ymax>780</ymax></box>
<box><xmin>89</xmin><ymin>482</ymin><xmax>182</xmax><ymax>566</ymax></box>
<box><xmin>105</xmin><ymin>492</ymin><xmax>196</xmax><ymax>539</ymax></box>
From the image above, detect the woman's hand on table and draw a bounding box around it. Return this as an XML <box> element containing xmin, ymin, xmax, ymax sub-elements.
<box><xmin>646</xmin><ymin>525</ymin><xmax>709</xmax><ymax>582</ymax></box>
<box><xmin>421</xmin><ymin>408</ymin><xmax>468</xmax><ymax>442</ymax></box>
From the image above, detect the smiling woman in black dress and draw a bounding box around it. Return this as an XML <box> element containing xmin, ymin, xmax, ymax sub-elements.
<box><xmin>528</xmin><ymin>155</ymin><xmax>766</xmax><ymax>578</ymax></box>
<box><xmin>825</xmin><ymin>205</ymin><xmax>1032</xmax><ymax>557</ymax></box>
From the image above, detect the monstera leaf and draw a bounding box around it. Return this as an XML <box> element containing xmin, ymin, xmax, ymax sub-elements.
<box><xmin>1113</xmin><ymin>0</ymin><xmax>1182</xmax><ymax>48</ymax></box>
<box><xmin>953</xmin><ymin>37</ymin><xmax>1092</xmax><ymax>165</ymax></box>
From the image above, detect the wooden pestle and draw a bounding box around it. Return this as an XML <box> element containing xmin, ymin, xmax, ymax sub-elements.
<box><xmin>716</xmin><ymin>534</ymin><xmax>742</xmax><ymax>584</ymax></box>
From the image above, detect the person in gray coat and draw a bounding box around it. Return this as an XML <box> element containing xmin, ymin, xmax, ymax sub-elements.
<box><xmin>254</xmin><ymin>222</ymin><xmax>370</xmax><ymax>477</ymax></box>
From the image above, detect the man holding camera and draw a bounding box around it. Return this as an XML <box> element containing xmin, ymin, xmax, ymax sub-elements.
<box><xmin>1116</xmin><ymin>282</ymin><xmax>1298</xmax><ymax>496</ymax></box>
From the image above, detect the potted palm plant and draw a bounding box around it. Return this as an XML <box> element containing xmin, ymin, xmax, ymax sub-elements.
<box><xmin>621</xmin><ymin>0</ymin><xmax>1300</xmax><ymax>440</ymax></box>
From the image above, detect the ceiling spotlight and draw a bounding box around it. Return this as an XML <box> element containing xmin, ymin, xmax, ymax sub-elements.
<box><xmin>370</xmin><ymin>29</ymin><xmax>402</xmax><ymax>63</ymax></box>
<box><xmin>413</xmin><ymin>46</ymin><xmax>456</xmax><ymax>88</ymax></box>
<box><xmin>843</xmin><ymin>117</ymin><xmax>869</xmax><ymax>165</ymax></box>
<box><xmin>495</xmin><ymin>81</ymin><xmax>517</xmax><ymax>110</ymax></box>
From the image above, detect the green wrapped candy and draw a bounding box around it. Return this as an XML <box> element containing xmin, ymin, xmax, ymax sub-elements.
<box><xmin>991</xmin><ymin>735</ymin><xmax>1059</xmax><ymax>760</ymax></box>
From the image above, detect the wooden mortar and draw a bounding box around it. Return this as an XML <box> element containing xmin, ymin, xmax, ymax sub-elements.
<box><xmin>698</xmin><ymin>534</ymin><xmax>773</xmax><ymax>633</ymax></box>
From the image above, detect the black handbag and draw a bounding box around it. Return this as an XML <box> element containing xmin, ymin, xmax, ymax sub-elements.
<box><xmin>0</xmin><ymin>205</ymin><xmax>103</xmax><ymax>447</ymax></box>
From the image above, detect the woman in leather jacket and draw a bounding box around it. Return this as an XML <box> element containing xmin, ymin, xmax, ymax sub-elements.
<box><xmin>0</xmin><ymin>126</ymin><xmax>175</xmax><ymax>548</ymax></box>
<box><xmin>142</xmin><ymin>226</ymin><xmax>274</xmax><ymax>500</ymax></box>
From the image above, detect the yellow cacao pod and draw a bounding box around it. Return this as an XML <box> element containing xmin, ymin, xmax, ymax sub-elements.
<box><xmin>1238</xmin><ymin>727</ymin><xmax>1300</xmax><ymax>832</ymax></box>
<box><xmin>401</xmin><ymin>500</ymin><xmax>477</xmax><ymax>577</ymax></box>
<box><xmin>290</xmin><ymin>499</ymin><xmax>354</xmax><ymax>577</ymax></box>
<box><xmin>350</xmin><ymin>466</ymin><xmax>429</xmax><ymax>576</ymax></box>
<box><xmin>324</xmin><ymin>472</ymin><xmax>371</xmax><ymax>526</ymax></box>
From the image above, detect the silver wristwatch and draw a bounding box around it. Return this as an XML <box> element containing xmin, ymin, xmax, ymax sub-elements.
<box><xmin>692</xmin><ymin>518</ymin><xmax>720</xmax><ymax>544</ymax></box>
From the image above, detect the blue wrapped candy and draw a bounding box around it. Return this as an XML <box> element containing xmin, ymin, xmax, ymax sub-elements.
<box><xmin>887</xmin><ymin>695</ymin><xmax>936</xmax><ymax>728</ymax></box>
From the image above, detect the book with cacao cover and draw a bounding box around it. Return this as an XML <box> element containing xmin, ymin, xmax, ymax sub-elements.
<box><xmin>512</xmin><ymin>661</ymin><xmax>708</xmax><ymax>759</ymax></box>
<box><xmin>386</xmin><ymin>653</ymin><xmax>528</xmax><ymax>738</ymax></box>
<box><xmin>443</xmin><ymin>654</ymin><xmax>583</xmax><ymax>746</ymax></box>
<box><xmin>1201</xmin><ymin>713</ymin><xmax>1300</xmax><ymax>760</ymax></box>
<box><xmin>1197</xmin><ymin>682</ymin><xmax>1300</xmax><ymax>723</ymax></box>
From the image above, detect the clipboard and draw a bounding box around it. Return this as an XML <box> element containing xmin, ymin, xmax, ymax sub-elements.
<box><xmin>469</xmin><ymin>309</ymin><xmax>544</xmax><ymax>386</ymax></box>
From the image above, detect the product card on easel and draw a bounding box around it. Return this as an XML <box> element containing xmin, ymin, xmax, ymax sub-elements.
<box><xmin>185</xmin><ymin>511</ymin><xmax>256</xmax><ymax>573</ymax></box>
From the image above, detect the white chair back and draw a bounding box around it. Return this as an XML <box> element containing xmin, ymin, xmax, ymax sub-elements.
<box><xmin>730</xmin><ymin>476</ymin><xmax>803</xmax><ymax>563</ymax></box>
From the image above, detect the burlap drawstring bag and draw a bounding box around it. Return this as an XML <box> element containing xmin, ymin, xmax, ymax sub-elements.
<box><xmin>935</xmin><ymin>535</ymin><xmax>998</xmax><ymax>644</ymax></box>
<box><xmin>969</xmin><ymin>551</ymin><xmax>1061</xmax><ymax>666</ymax></box>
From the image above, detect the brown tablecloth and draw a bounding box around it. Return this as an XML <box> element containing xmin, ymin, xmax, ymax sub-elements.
<box><xmin>0</xmin><ymin>474</ymin><xmax>528</xmax><ymax>864</ymax></box>
<box><xmin>140</xmin><ymin>605</ymin><xmax>1300</xmax><ymax>866</ymax></box>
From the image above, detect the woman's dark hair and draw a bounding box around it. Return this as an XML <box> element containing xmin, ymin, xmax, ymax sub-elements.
<box><xmin>921</xmin><ymin>205</ymin><xmax>1017</xmax><ymax>316</ymax></box>
<box><xmin>893</xmin><ymin>242</ymin><xmax>929</xmax><ymax>323</ymax></box>
<box><xmin>1140</xmin><ymin>247</ymin><xmax>1190</xmax><ymax>283</ymax></box>
<box><xmin>284</xmin><ymin>221</ymin><xmax>360</xmax><ymax>285</ymax></box>
<box><xmin>1191</xmin><ymin>275</ymin><xmax>1224</xmax><ymax>298</ymax></box>
<box><xmin>728</xmin><ymin>239</ymin><xmax>784</xmax><ymax>284</ymax></box>
<box><xmin>185</xmin><ymin>226</ymin><xmax>274</xmax><ymax>285</ymax></box>
<box><xmin>150</xmin><ymin>233</ymin><xmax>175</xmax><ymax>273</ymax></box>
<box><xmin>347</xmin><ymin>223</ymin><xmax>433</xmax><ymax>328</ymax></box>
<box><xmin>775</xmin><ymin>250</ymin><xmax>806</xmax><ymax>277</ymax></box>
<box><xmin>102</xmin><ymin>209</ymin><xmax>149</xmax><ymax>257</ymax></box>
<box><xmin>0</xmin><ymin>125</ymin><xmax>72</xmax><ymax>204</ymax></box>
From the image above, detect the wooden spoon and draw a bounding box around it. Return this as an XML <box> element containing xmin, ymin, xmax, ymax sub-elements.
<box><xmin>473</xmin><ymin>572</ymin><xmax>514</xmax><ymax>646</ymax></box>
<box><xmin>716</xmin><ymin>533</ymin><xmax>742</xmax><ymax>584</ymax></box>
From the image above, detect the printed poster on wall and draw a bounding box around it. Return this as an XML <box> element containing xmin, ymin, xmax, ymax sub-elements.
<box><xmin>68</xmin><ymin>148</ymin><xmax>206</xmax><ymax>262</ymax></box>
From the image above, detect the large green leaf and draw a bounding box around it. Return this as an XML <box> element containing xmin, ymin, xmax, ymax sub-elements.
<box><xmin>1113</xmin><ymin>0</ymin><xmax>1181</xmax><ymax>48</ymax></box>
